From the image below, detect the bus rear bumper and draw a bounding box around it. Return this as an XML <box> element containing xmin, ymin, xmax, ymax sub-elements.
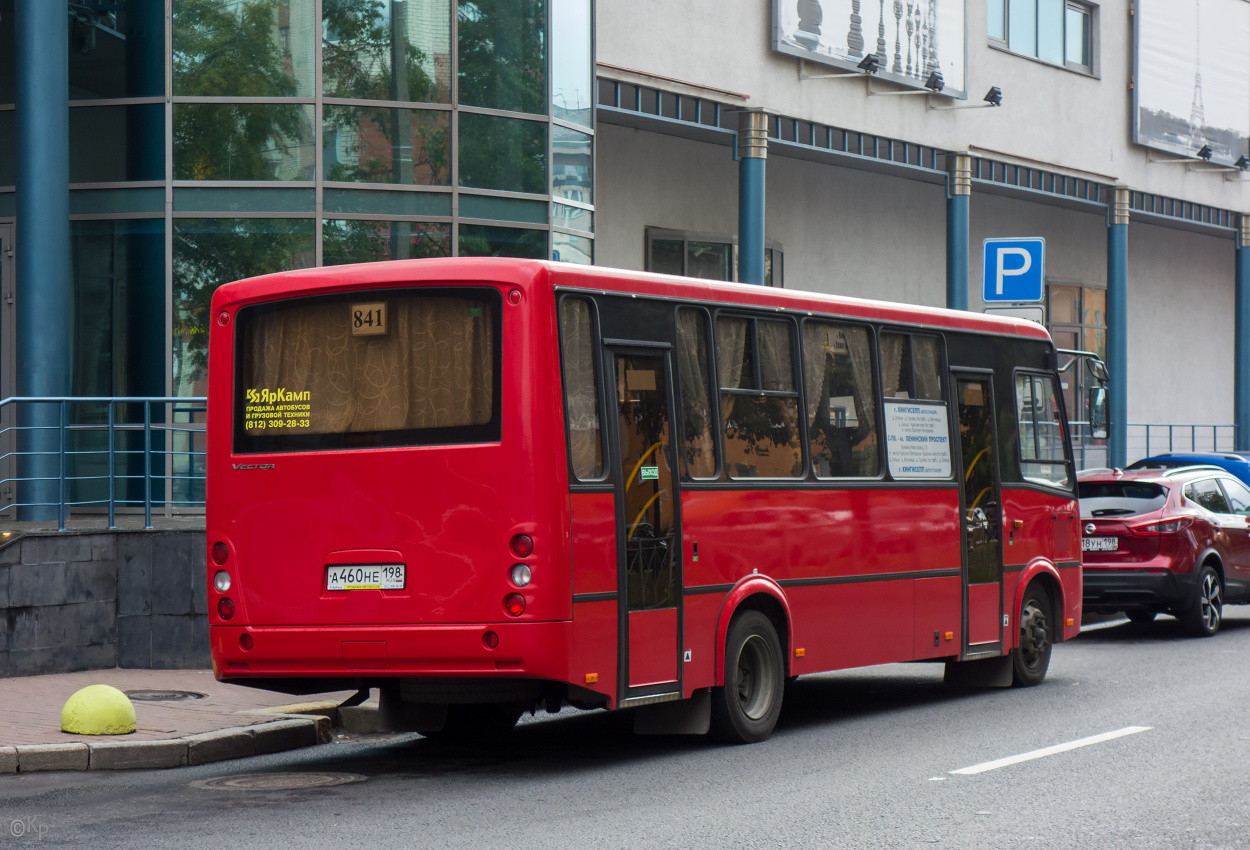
<box><xmin>210</xmin><ymin>622</ymin><xmax>573</xmax><ymax>685</ymax></box>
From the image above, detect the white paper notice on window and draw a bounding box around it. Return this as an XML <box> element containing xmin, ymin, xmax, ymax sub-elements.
<box><xmin>884</xmin><ymin>401</ymin><xmax>952</xmax><ymax>479</ymax></box>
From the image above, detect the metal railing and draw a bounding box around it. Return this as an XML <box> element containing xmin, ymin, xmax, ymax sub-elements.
<box><xmin>1067</xmin><ymin>420</ymin><xmax>1108</xmax><ymax>471</ymax></box>
<box><xmin>1127</xmin><ymin>423</ymin><xmax>1239</xmax><ymax>463</ymax></box>
<box><xmin>0</xmin><ymin>396</ymin><xmax>207</xmax><ymax>530</ymax></box>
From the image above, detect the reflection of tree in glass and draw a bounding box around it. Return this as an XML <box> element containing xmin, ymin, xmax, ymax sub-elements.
<box><xmin>459</xmin><ymin>226</ymin><xmax>546</xmax><ymax>259</ymax></box>
<box><xmin>458</xmin><ymin>113</ymin><xmax>546</xmax><ymax>194</ymax></box>
<box><xmin>322</xmin><ymin>220</ymin><xmax>450</xmax><ymax>264</ymax></box>
<box><xmin>174</xmin><ymin>221</ymin><xmax>314</xmax><ymax>381</ymax></box>
<box><xmin>173</xmin><ymin>0</ymin><xmax>306</xmax><ymax>179</ymax></box>
<box><xmin>457</xmin><ymin>0</ymin><xmax>546</xmax><ymax>115</ymax></box>
<box><xmin>323</xmin><ymin>105</ymin><xmax>448</xmax><ymax>185</ymax></box>
<box><xmin>322</xmin><ymin>0</ymin><xmax>441</xmax><ymax>102</ymax></box>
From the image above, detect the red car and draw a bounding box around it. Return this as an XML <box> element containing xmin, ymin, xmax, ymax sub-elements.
<box><xmin>1079</xmin><ymin>465</ymin><xmax>1250</xmax><ymax>636</ymax></box>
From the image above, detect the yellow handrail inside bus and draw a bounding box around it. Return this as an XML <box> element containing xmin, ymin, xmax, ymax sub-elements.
<box><xmin>627</xmin><ymin>490</ymin><xmax>666</xmax><ymax>540</ymax></box>
<box><xmin>969</xmin><ymin>486</ymin><xmax>993</xmax><ymax>512</ymax></box>
<box><xmin>964</xmin><ymin>447</ymin><xmax>989</xmax><ymax>482</ymax></box>
<box><xmin>625</xmin><ymin>441</ymin><xmax>664</xmax><ymax>492</ymax></box>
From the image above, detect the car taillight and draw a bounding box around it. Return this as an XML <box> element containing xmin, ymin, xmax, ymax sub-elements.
<box><xmin>212</xmin><ymin>542</ymin><xmax>229</xmax><ymax>565</ymax></box>
<box><xmin>1130</xmin><ymin>517</ymin><xmax>1192</xmax><ymax>534</ymax></box>
<box><xmin>218</xmin><ymin>597</ymin><xmax>235</xmax><ymax>620</ymax></box>
<box><xmin>504</xmin><ymin>593</ymin><xmax>526</xmax><ymax>617</ymax></box>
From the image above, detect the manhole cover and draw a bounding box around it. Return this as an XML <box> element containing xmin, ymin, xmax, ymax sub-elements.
<box><xmin>124</xmin><ymin>689</ymin><xmax>207</xmax><ymax>702</ymax></box>
<box><xmin>195</xmin><ymin>773</ymin><xmax>367</xmax><ymax>791</ymax></box>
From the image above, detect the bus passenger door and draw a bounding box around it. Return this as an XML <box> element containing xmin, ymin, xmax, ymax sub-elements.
<box><xmin>954</xmin><ymin>373</ymin><xmax>1004</xmax><ymax>655</ymax></box>
<box><xmin>606</xmin><ymin>347</ymin><xmax>683</xmax><ymax>701</ymax></box>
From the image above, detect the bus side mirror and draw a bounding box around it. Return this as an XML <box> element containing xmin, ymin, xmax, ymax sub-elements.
<box><xmin>1088</xmin><ymin>387</ymin><xmax>1108</xmax><ymax>440</ymax></box>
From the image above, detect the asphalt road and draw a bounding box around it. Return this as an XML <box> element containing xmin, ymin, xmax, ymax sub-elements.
<box><xmin>4</xmin><ymin>609</ymin><xmax>1250</xmax><ymax>849</ymax></box>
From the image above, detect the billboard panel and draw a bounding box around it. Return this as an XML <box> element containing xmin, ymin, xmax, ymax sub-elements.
<box><xmin>1134</xmin><ymin>0</ymin><xmax>1250</xmax><ymax>166</ymax></box>
<box><xmin>773</xmin><ymin>0</ymin><xmax>967</xmax><ymax>97</ymax></box>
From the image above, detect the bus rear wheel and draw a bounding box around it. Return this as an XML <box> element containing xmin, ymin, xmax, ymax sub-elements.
<box><xmin>710</xmin><ymin>610</ymin><xmax>785</xmax><ymax>744</ymax></box>
<box><xmin>1011</xmin><ymin>584</ymin><xmax>1052</xmax><ymax>687</ymax></box>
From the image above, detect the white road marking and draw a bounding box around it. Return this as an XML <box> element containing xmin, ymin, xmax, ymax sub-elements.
<box><xmin>950</xmin><ymin>726</ymin><xmax>1152</xmax><ymax>775</ymax></box>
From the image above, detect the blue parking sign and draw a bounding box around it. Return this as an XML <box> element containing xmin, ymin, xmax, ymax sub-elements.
<box><xmin>982</xmin><ymin>238</ymin><xmax>1045</xmax><ymax>303</ymax></box>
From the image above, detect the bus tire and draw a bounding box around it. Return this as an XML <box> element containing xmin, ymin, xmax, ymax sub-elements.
<box><xmin>710</xmin><ymin>610</ymin><xmax>785</xmax><ymax>744</ymax></box>
<box><xmin>1011</xmin><ymin>584</ymin><xmax>1052</xmax><ymax>687</ymax></box>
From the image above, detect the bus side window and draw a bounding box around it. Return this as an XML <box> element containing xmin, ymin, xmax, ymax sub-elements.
<box><xmin>676</xmin><ymin>308</ymin><xmax>717</xmax><ymax>479</ymax></box>
<box><xmin>559</xmin><ymin>297</ymin><xmax>605</xmax><ymax>481</ymax></box>
<box><xmin>715</xmin><ymin>315</ymin><xmax>802</xmax><ymax>479</ymax></box>
<box><xmin>881</xmin><ymin>332</ymin><xmax>944</xmax><ymax>401</ymax></box>
<box><xmin>1014</xmin><ymin>373</ymin><xmax>1070</xmax><ymax>489</ymax></box>
<box><xmin>802</xmin><ymin>321</ymin><xmax>879</xmax><ymax>478</ymax></box>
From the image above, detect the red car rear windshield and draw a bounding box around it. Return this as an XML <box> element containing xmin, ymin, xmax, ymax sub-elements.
<box><xmin>233</xmin><ymin>287</ymin><xmax>502</xmax><ymax>453</ymax></box>
<box><xmin>1078</xmin><ymin>481</ymin><xmax>1168</xmax><ymax>517</ymax></box>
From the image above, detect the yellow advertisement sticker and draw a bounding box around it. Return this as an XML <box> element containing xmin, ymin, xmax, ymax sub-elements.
<box><xmin>243</xmin><ymin>388</ymin><xmax>312</xmax><ymax>431</ymax></box>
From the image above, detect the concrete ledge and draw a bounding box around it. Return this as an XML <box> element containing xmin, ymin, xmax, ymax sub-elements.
<box><xmin>89</xmin><ymin>739</ymin><xmax>188</xmax><ymax>771</ymax></box>
<box><xmin>18</xmin><ymin>743</ymin><xmax>89</xmax><ymax>772</ymax></box>
<box><xmin>339</xmin><ymin>704</ymin><xmax>380</xmax><ymax>735</ymax></box>
<box><xmin>186</xmin><ymin>718</ymin><xmax>322</xmax><ymax>766</ymax></box>
<box><xmin>10</xmin><ymin>716</ymin><xmax>327</xmax><ymax>773</ymax></box>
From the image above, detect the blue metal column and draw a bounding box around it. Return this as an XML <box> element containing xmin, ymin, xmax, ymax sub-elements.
<box><xmin>1236</xmin><ymin>215</ymin><xmax>1250</xmax><ymax>451</ymax></box>
<box><xmin>15</xmin><ymin>0</ymin><xmax>72</xmax><ymax>520</ymax></box>
<box><xmin>737</xmin><ymin>110</ymin><xmax>768</xmax><ymax>285</ymax></box>
<box><xmin>946</xmin><ymin>155</ymin><xmax>970</xmax><ymax>310</ymax></box>
<box><xmin>1107</xmin><ymin>188</ymin><xmax>1130</xmax><ymax>468</ymax></box>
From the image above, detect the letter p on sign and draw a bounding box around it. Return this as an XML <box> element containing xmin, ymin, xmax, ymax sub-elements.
<box><xmin>982</xmin><ymin>238</ymin><xmax>1045</xmax><ymax>303</ymax></box>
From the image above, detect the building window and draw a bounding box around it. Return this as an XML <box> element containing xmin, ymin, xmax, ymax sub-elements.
<box><xmin>989</xmin><ymin>0</ymin><xmax>1093</xmax><ymax>72</ymax></box>
<box><xmin>645</xmin><ymin>229</ymin><xmax>784</xmax><ymax>286</ymax></box>
<box><xmin>1047</xmin><ymin>283</ymin><xmax>1104</xmax><ymax>432</ymax></box>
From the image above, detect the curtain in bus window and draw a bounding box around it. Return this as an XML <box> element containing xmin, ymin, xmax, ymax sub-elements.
<box><xmin>757</xmin><ymin>320</ymin><xmax>795</xmax><ymax>391</ymax></box>
<box><xmin>880</xmin><ymin>332</ymin><xmax>907</xmax><ymax>398</ymax></box>
<box><xmin>677</xmin><ymin>308</ymin><xmax>716</xmax><ymax>478</ymax></box>
<box><xmin>560</xmin><ymin>297</ymin><xmax>603</xmax><ymax>480</ymax></box>
<box><xmin>912</xmin><ymin>336</ymin><xmax>943</xmax><ymax>400</ymax></box>
<box><xmin>802</xmin><ymin>322</ymin><xmax>879</xmax><ymax>477</ymax></box>
<box><xmin>716</xmin><ymin>316</ymin><xmax>751</xmax><ymax>394</ymax></box>
<box><xmin>242</xmin><ymin>294</ymin><xmax>492</xmax><ymax>435</ymax></box>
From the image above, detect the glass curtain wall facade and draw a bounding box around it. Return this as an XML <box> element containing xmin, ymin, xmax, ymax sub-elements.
<box><xmin>0</xmin><ymin>0</ymin><xmax>594</xmax><ymax>401</ymax></box>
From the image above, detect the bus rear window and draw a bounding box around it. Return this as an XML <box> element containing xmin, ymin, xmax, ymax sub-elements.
<box><xmin>233</xmin><ymin>288</ymin><xmax>501</xmax><ymax>453</ymax></box>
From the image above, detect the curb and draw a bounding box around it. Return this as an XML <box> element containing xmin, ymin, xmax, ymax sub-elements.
<box><xmin>0</xmin><ymin>715</ymin><xmax>331</xmax><ymax>774</ymax></box>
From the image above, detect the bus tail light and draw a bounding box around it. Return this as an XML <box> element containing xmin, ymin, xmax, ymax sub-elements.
<box><xmin>1130</xmin><ymin>518</ymin><xmax>1192</xmax><ymax>535</ymax></box>
<box><xmin>239</xmin><ymin>633</ymin><xmax>253</xmax><ymax>651</ymax></box>
<box><xmin>214</xmin><ymin>570</ymin><xmax>232</xmax><ymax>593</ymax></box>
<box><xmin>510</xmin><ymin>563</ymin><xmax>532</xmax><ymax>587</ymax></box>
<box><xmin>482</xmin><ymin>631</ymin><xmax>499</xmax><ymax>649</ymax></box>
<box><xmin>212</xmin><ymin>542</ymin><xmax>229</xmax><ymax>565</ymax></box>
<box><xmin>218</xmin><ymin>597</ymin><xmax>236</xmax><ymax>620</ymax></box>
<box><xmin>510</xmin><ymin>533</ymin><xmax>533</xmax><ymax>557</ymax></box>
<box><xmin>504</xmin><ymin>593</ymin><xmax>526</xmax><ymax>617</ymax></box>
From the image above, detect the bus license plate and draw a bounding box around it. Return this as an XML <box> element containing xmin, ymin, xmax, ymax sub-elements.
<box><xmin>1081</xmin><ymin>537</ymin><xmax>1118</xmax><ymax>552</ymax></box>
<box><xmin>326</xmin><ymin>564</ymin><xmax>405</xmax><ymax>591</ymax></box>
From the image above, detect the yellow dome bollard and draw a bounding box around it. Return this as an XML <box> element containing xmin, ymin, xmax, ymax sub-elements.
<box><xmin>60</xmin><ymin>685</ymin><xmax>137</xmax><ymax>735</ymax></box>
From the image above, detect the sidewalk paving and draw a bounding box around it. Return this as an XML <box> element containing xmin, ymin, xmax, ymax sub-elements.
<box><xmin>0</xmin><ymin>669</ymin><xmax>359</xmax><ymax>773</ymax></box>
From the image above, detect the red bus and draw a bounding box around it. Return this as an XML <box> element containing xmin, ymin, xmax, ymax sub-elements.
<box><xmin>206</xmin><ymin>258</ymin><xmax>1083</xmax><ymax>743</ymax></box>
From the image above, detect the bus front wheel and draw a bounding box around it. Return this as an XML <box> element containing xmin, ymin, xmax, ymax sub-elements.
<box><xmin>710</xmin><ymin>610</ymin><xmax>785</xmax><ymax>744</ymax></box>
<box><xmin>1011</xmin><ymin>584</ymin><xmax>1052</xmax><ymax>687</ymax></box>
